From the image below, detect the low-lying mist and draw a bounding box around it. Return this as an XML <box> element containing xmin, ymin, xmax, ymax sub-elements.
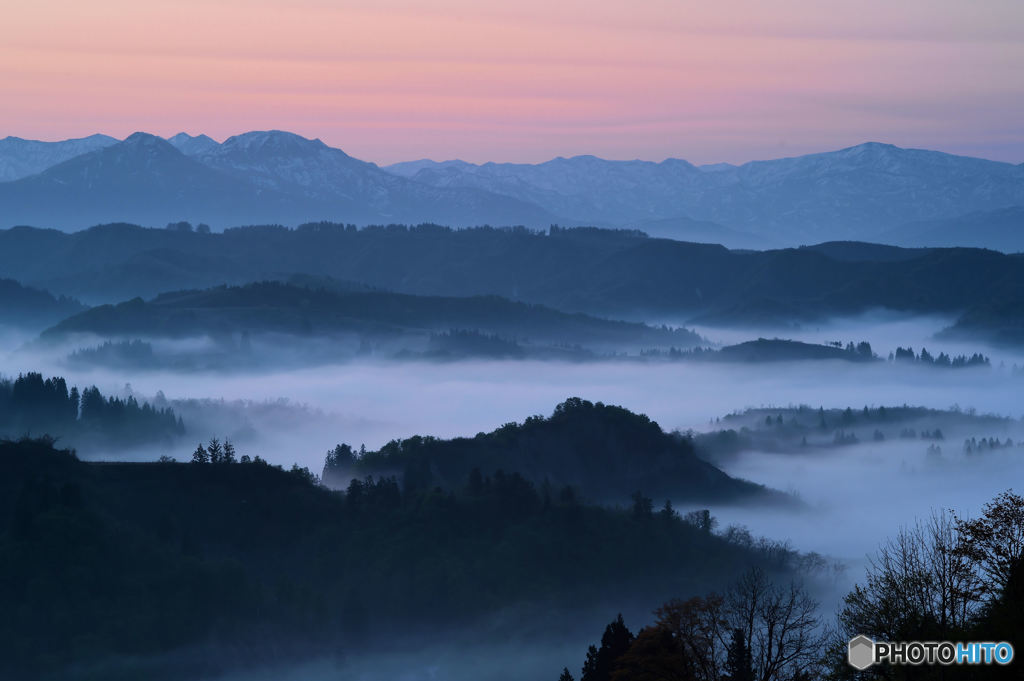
<box><xmin>9</xmin><ymin>351</ymin><xmax>1022</xmax><ymax>565</ymax></box>
<box><xmin>4</xmin><ymin>313</ymin><xmax>1024</xmax><ymax>675</ymax></box>
<box><xmin>6</xmin><ymin>316</ymin><xmax>1024</xmax><ymax>467</ymax></box>
<box><xmin>28</xmin><ymin>355</ymin><xmax>1020</xmax><ymax>460</ymax></box>
<box><xmin>706</xmin><ymin>433</ymin><xmax>1024</xmax><ymax>602</ymax></box>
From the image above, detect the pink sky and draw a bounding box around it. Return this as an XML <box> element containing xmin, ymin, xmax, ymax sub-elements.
<box><xmin>3</xmin><ymin>0</ymin><xmax>1023</xmax><ymax>164</ymax></box>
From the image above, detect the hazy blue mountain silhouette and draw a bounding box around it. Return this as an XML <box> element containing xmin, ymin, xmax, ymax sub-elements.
<box><xmin>0</xmin><ymin>131</ymin><xmax>559</xmax><ymax>230</ymax></box>
<box><xmin>0</xmin><ymin>133</ymin><xmax>311</xmax><ymax>229</ymax></box>
<box><xmin>0</xmin><ymin>133</ymin><xmax>117</xmax><ymax>182</ymax></box>
<box><xmin>186</xmin><ymin>130</ymin><xmax>558</xmax><ymax>226</ymax></box>
<box><xmin>3</xmin><ymin>131</ymin><xmax>1023</xmax><ymax>247</ymax></box>
<box><xmin>389</xmin><ymin>142</ymin><xmax>1024</xmax><ymax>243</ymax></box>
<box><xmin>884</xmin><ymin>206</ymin><xmax>1024</xmax><ymax>252</ymax></box>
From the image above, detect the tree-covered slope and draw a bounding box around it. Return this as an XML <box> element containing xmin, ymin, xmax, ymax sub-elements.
<box><xmin>714</xmin><ymin>338</ymin><xmax>876</xmax><ymax>362</ymax></box>
<box><xmin>940</xmin><ymin>298</ymin><xmax>1024</xmax><ymax>346</ymax></box>
<box><xmin>41</xmin><ymin>280</ymin><xmax>701</xmax><ymax>352</ymax></box>
<box><xmin>0</xmin><ymin>277</ymin><xmax>85</xmax><ymax>330</ymax></box>
<box><xmin>0</xmin><ymin>438</ymin><xmax>807</xmax><ymax>680</ymax></box>
<box><xmin>327</xmin><ymin>398</ymin><xmax>782</xmax><ymax>505</ymax></box>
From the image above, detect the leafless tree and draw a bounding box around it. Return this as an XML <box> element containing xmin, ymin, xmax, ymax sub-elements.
<box><xmin>724</xmin><ymin>567</ymin><xmax>828</xmax><ymax>681</ymax></box>
<box><xmin>838</xmin><ymin>510</ymin><xmax>981</xmax><ymax>651</ymax></box>
<box><xmin>954</xmin><ymin>489</ymin><xmax>1024</xmax><ymax>602</ymax></box>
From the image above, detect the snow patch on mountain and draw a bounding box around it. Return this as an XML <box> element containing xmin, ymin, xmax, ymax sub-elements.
<box><xmin>0</xmin><ymin>134</ymin><xmax>118</xmax><ymax>182</ymax></box>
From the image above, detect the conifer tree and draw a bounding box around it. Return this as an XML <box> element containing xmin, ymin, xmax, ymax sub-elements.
<box><xmin>191</xmin><ymin>443</ymin><xmax>209</xmax><ymax>464</ymax></box>
<box><xmin>724</xmin><ymin>628</ymin><xmax>754</xmax><ymax>681</ymax></box>
<box><xmin>207</xmin><ymin>438</ymin><xmax>223</xmax><ymax>464</ymax></box>
<box><xmin>581</xmin><ymin>614</ymin><xmax>634</xmax><ymax>681</ymax></box>
<box><xmin>222</xmin><ymin>439</ymin><xmax>236</xmax><ymax>464</ymax></box>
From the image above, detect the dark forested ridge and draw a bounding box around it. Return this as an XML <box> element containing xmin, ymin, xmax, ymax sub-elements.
<box><xmin>0</xmin><ymin>437</ymin><xmax>814</xmax><ymax>681</ymax></box>
<box><xmin>0</xmin><ymin>277</ymin><xmax>85</xmax><ymax>330</ymax></box>
<box><xmin>0</xmin><ymin>372</ymin><xmax>184</xmax><ymax>449</ymax></box>
<box><xmin>939</xmin><ymin>298</ymin><xmax>1024</xmax><ymax>347</ymax></box>
<box><xmin>644</xmin><ymin>338</ymin><xmax>993</xmax><ymax>367</ymax></box>
<box><xmin>884</xmin><ymin>206</ymin><xmax>1024</xmax><ymax>252</ymax></box>
<box><xmin>713</xmin><ymin>338</ymin><xmax>876</xmax><ymax>363</ymax></box>
<box><xmin>2</xmin><ymin>223</ymin><xmax>1023</xmax><ymax>337</ymax></box>
<box><xmin>41</xmin><ymin>280</ymin><xmax>701</xmax><ymax>357</ymax></box>
<box><xmin>323</xmin><ymin>397</ymin><xmax>785</xmax><ymax>505</ymax></box>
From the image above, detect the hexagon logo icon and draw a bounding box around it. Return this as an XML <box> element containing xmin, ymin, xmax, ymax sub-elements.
<box><xmin>848</xmin><ymin>635</ymin><xmax>875</xmax><ymax>670</ymax></box>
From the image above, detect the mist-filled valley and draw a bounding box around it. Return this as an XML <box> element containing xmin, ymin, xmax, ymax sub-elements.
<box><xmin>4</xmin><ymin>245</ymin><xmax>1024</xmax><ymax>679</ymax></box>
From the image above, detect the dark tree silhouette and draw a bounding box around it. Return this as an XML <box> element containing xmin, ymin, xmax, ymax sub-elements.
<box><xmin>191</xmin><ymin>443</ymin><xmax>209</xmax><ymax>464</ymax></box>
<box><xmin>724</xmin><ymin>628</ymin><xmax>754</xmax><ymax>681</ymax></box>
<box><xmin>581</xmin><ymin>614</ymin><xmax>634</xmax><ymax>681</ymax></box>
<box><xmin>207</xmin><ymin>438</ymin><xmax>223</xmax><ymax>464</ymax></box>
<box><xmin>610</xmin><ymin>626</ymin><xmax>696</xmax><ymax>681</ymax></box>
<box><xmin>954</xmin><ymin>490</ymin><xmax>1024</xmax><ymax>601</ymax></box>
<box><xmin>0</xmin><ymin>372</ymin><xmax>183</xmax><ymax>448</ymax></box>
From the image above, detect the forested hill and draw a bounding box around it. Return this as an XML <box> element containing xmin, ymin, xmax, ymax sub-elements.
<box><xmin>0</xmin><ymin>277</ymin><xmax>85</xmax><ymax>330</ymax></box>
<box><xmin>714</xmin><ymin>338</ymin><xmax>876</xmax><ymax>362</ymax></box>
<box><xmin>0</xmin><ymin>437</ymin><xmax>812</xmax><ymax>680</ymax></box>
<box><xmin>2</xmin><ymin>223</ymin><xmax>1023</xmax><ymax>330</ymax></box>
<box><xmin>939</xmin><ymin>298</ymin><xmax>1024</xmax><ymax>347</ymax></box>
<box><xmin>325</xmin><ymin>397</ymin><xmax>784</xmax><ymax>505</ymax></box>
<box><xmin>40</xmin><ymin>280</ymin><xmax>701</xmax><ymax>351</ymax></box>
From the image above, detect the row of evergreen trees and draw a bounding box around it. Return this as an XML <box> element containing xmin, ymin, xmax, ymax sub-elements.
<box><xmin>0</xmin><ymin>372</ymin><xmax>183</xmax><ymax>446</ymax></box>
<box><xmin>963</xmin><ymin>436</ymin><xmax>1018</xmax><ymax>454</ymax></box>
<box><xmin>190</xmin><ymin>437</ymin><xmax>240</xmax><ymax>464</ymax></box>
<box><xmin>186</xmin><ymin>437</ymin><xmax>320</xmax><ymax>483</ymax></box>
<box><xmin>890</xmin><ymin>346</ymin><xmax>990</xmax><ymax>367</ymax></box>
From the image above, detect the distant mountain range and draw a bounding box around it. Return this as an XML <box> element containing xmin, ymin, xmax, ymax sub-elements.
<box><xmin>387</xmin><ymin>143</ymin><xmax>1024</xmax><ymax>247</ymax></box>
<box><xmin>1</xmin><ymin>131</ymin><xmax>1022</xmax><ymax>249</ymax></box>
<box><xmin>0</xmin><ymin>132</ymin><xmax>556</xmax><ymax>230</ymax></box>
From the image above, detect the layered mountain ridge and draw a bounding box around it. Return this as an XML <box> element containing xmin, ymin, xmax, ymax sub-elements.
<box><xmin>389</xmin><ymin>142</ymin><xmax>1024</xmax><ymax>245</ymax></box>
<box><xmin>1</xmin><ymin>132</ymin><xmax>1022</xmax><ymax>249</ymax></box>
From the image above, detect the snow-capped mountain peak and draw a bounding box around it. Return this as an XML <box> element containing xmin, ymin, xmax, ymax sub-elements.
<box><xmin>219</xmin><ymin>130</ymin><xmax>331</xmax><ymax>157</ymax></box>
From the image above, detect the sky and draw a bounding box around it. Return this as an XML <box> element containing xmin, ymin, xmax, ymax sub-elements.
<box><xmin>2</xmin><ymin>0</ymin><xmax>1023</xmax><ymax>165</ymax></box>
